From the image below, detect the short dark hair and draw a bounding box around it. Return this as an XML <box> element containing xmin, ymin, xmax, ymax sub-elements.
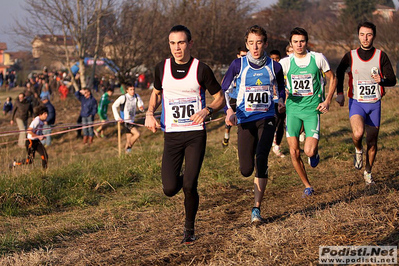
<box><xmin>245</xmin><ymin>25</ymin><xmax>267</xmax><ymax>43</ymax></box>
<box><xmin>169</xmin><ymin>25</ymin><xmax>192</xmax><ymax>42</ymax></box>
<box><xmin>357</xmin><ymin>21</ymin><xmax>376</xmax><ymax>37</ymax></box>
<box><xmin>290</xmin><ymin>27</ymin><xmax>308</xmax><ymax>43</ymax></box>
<box><xmin>237</xmin><ymin>46</ymin><xmax>248</xmax><ymax>54</ymax></box>
<box><xmin>125</xmin><ymin>81</ymin><xmax>134</xmax><ymax>88</ymax></box>
<box><xmin>270</xmin><ymin>50</ymin><xmax>281</xmax><ymax>57</ymax></box>
<box><xmin>83</xmin><ymin>87</ymin><xmax>91</xmax><ymax>93</ymax></box>
<box><xmin>35</xmin><ymin>105</ymin><xmax>48</xmax><ymax>116</ymax></box>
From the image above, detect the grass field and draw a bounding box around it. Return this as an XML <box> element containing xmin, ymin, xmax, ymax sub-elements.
<box><xmin>0</xmin><ymin>85</ymin><xmax>398</xmax><ymax>265</ymax></box>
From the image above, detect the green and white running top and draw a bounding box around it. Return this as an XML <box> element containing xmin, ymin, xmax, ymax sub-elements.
<box><xmin>280</xmin><ymin>51</ymin><xmax>330</xmax><ymax>114</ymax></box>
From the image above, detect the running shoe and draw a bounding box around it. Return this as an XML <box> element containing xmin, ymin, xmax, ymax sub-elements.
<box><xmin>303</xmin><ymin>187</ymin><xmax>315</xmax><ymax>197</ymax></box>
<box><xmin>125</xmin><ymin>148</ymin><xmax>132</xmax><ymax>154</ymax></box>
<box><xmin>354</xmin><ymin>149</ymin><xmax>363</xmax><ymax>170</ymax></box>
<box><xmin>363</xmin><ymin>171</ymin><xmax>375</xmax><ymax>185</ymax></box>
<box><xmin>94</xmin><ymin>129</ymin><xmax>100</xmax><ymax>138</ymax></box>
<box><xmin>299</xmin><ymin>132</ymin><xmax>306</xmax><ymax>142</ymax></box>
<box><xmin>272</xmin><ymin>135</ymin><xmax>277</xmax><ymax>147</ymax></box>
<box><xmin>181</xmin><ymin>229</ymin><xmax>196</xmax><ymax>245</ymax></box>
<box><xmin>251</xmin><ymin>207</ymin><xmax>262</xmax><ymax>224</ymax></box>
<box><xmin>222</xmin><ymin>138</ymin><xmax>229</xmax><ymax>147</ymax></box>
<box><xmin>308</xmin><ymin>154</ymin><xmax>320</xmax><ymax>168</ymax></box>
<box><xmin>273</xmin><ymin>145</ymin><xmax>285</xmax><ymax>158</ymax></box>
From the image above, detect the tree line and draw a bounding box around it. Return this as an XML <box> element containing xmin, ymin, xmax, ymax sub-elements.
<box><xmin>12</xmin><ymin>0</ymin><xmax>399</xmax><ymax>88</ymax></box>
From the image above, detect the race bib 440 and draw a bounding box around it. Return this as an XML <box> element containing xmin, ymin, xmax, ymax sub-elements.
<box><xmin>244</xmin><ymin>86</ymin><xmax>272</xmax><ymax>112</ymax></box>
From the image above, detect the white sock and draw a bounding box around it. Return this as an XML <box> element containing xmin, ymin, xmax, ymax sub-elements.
<box><xmin>224</xmin><ymin>133</ymin><xmax>229</xmax><ymax>139</ymax></box>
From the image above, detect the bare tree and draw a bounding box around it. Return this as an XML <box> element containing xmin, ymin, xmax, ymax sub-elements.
<box><xmin>14</xmin><ymin>0</ymin><xmax>115</xmax><ymax>91</ymax></box>
<box><xmin>375</xmin><ymin>12</ymin><xmax>399</xmax><ymax>75</ymax></box>
<box><xmin>103</xmin><ymin>0</ymin><xmax>170</xmax><ymax>85</ymax></box>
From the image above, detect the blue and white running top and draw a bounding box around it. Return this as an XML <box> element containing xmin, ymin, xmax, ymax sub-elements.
<box><xmin>234</xmin><ymin>56</ymin><xmax>276</xmax><ymax>124</ymax></box>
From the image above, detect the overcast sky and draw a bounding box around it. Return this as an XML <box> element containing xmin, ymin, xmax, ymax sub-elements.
<box><xmin>1</xmin><ymin>0</ymin><xmax>398</xmax><ymax>51</ymax></box>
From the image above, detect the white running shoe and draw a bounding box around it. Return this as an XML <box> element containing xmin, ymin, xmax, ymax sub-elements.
<box><xmin>363</xmin><ymin>171</ymin><xmax>375</xmax><ymax>185</ymax></box>
<box><xmin>299</xmin><ymin>132</ymin><xmax>305</xmax><ymax>142</ymax></box>
<box><xmin>273</xmin><ymin>145</ymin><xmax>285</xmax><ymax>158</ymax></box>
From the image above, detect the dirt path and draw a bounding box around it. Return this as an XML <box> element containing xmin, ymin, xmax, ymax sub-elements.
<box><xmin>2</xmin><ymin>159</ymin><xmax>398</xmax><ymax>265</ymax></box>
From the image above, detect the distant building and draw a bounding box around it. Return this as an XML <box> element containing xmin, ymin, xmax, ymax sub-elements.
<box><xmin>31</xmin><ymin>34</ymin><xmax>75</xmax><ymax>59</ymax></box>
<box><xmin>330</xmin><ymin>1</ymin><xmax>396</xmax><ymax>21</ymax></box>
<box><xmin>0</xmin><ymin>42</ymin><xmax>7</xmax><ymax>76</ymax></box>
<box><xmin>31</xmin><ymin>34</ymin><xmax>76</xmax><ymax>70</ymax></box>
<box><xmin>373</xmin><ymin>4</ymin><xmax>396</xmax><ymax>21</ymax></box>
<box><xmin>4</xmin><ymin>51</ymin><xmax>30</xmax><ymax>66</ymax></box>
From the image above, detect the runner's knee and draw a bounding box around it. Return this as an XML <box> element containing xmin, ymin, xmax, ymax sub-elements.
<box><xmin>240</xmin><ymin>166</ymin><xmax>254</xmax><ymax>177</ymax></box>
<box><xmin>163</xmin><ymin>186</ymin><xmax>180</xmax><ymax>197</ymax></box>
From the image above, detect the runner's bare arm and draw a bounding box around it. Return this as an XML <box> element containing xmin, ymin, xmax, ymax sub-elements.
<box><xmin>317</xmin><ymin>70</ymin><xmax>337</xmax><ymax>113</ymax></box>
<box><xmin>190</xmin><ymin>90</ymin><xmax>225</xmax><ymax>124</ymax></box>
<box><xmin>145</xmin><ymin>89</ymin><xmax>162</xmax><ymax>133</ymax></box>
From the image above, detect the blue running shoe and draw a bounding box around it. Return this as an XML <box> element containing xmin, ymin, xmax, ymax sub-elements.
<box><xmin>251</xmin><ymin>207</ymin><xmax>262</xmax><ymax>224</ymax></box>
<box><xmin>303</xmin><ymin>187</ymin><xmax>315</xmax><ymax>197</ymax></box>
<box><xmin>308</xmin><ymin>154</ymin><xmax>320</xmax><ymax>168</ymax></box>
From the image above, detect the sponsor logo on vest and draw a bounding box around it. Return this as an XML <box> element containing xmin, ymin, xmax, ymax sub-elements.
<box><xmin>183</xmin><ymin>89</ymin><xmax>197</xmax><ymax>93</ymax></box>
<box><xmin>255</xmin><ymin>79</ymin><xmax>263</xmax><ymax>85</ymax></box>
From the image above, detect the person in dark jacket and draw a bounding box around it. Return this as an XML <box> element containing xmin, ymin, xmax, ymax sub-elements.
<box><xmin>3</xmin><ymin>96</ymin><xmax>13</xmax><ymax>115</ymax></box>
<box><xmin>40</xmin><ymin>96</ymin><xmax>56</xmax><ymax>146</ymax></box>
<box><xmin>75</xmin><ymin>88</ymin><xmax>97</xmax><ymax>144</ymax></box>
<box><xmin>11</xmin><ymin>93</ymin><xmax>33</xmax><ymax>147</ymax></box>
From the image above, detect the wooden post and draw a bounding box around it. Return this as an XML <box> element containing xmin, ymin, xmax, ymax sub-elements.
<box><xmin>118</xmin><ymin>122</ymin><xmax>121</xmax><ymax>157</ymax></box>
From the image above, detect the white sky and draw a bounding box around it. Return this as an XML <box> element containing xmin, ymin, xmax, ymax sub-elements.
<box><xmin>1</xmin><ymin>0</ymin><xmax>398</xmax><ymax>51</ymax></box>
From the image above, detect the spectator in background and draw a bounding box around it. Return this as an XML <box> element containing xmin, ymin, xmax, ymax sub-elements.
<box><xmin>9</xmin><ymin>71</ymin><xmax>15</xmax><ymax>88</ymax></box>
<box><xmin>75</xmin><ymin>88</ymin><xmax>97</xmax><ymax>145</ymax></box>
<box><xmin>93</xmin><ymin>75</ymin><xmax>99</xmax><ymax>92</ymax></box>
<box><xmin>58</xmin><ymin>81</ymin><xmax>69</xmax><ymax>100</ymax></box>
<box><xmin>112</xmin><ymin>83</ymin><xmax>144</xmax><ymax>153</ymax></box>
<box><xmin>24</xmin><ymin>83</ymin><xmax>34</xmax><ymax>104</ymax></box>
<box><xmin>24</xmin><ymin>105</ymin><xmax>49</xmax><ymax>169</ymax></box>
<box><xmin>95</xmin><ymin>88</ymin><xmax>113</xmax><ymax>138</ymax></box>
<box><xmin>49</xmin><ymin>73</ymin><xmax>58</xmax><ymax>99</ymax></box>
<box><xmin>0</xmin><ymin>71</ymin><xmax>3</xmax><ymax>87</ymax></box>
<box><xmin>40</xmin><ymin>83</ymin><xmax>51</xmax><ymax>100</ymax></box>
<box><xmin>40</xmin><ymin>96</ymin><xmax>56</xmax><ymax>146</ymax></box>
<box><xmin>3</xmin><ymin>96</ymin><xmax>13</xmax><ymax>115</ymax></box>
<box><xmin>11</xmin><ymin>93</ymin><xmax>33</xmax><ymax>147</ymax></box>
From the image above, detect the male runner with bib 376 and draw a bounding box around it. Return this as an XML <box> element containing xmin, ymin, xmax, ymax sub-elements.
<box><xmin>145</xmin><ymin>25</ymin><xmax>225</xmax><ymax>244</ymax></box>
